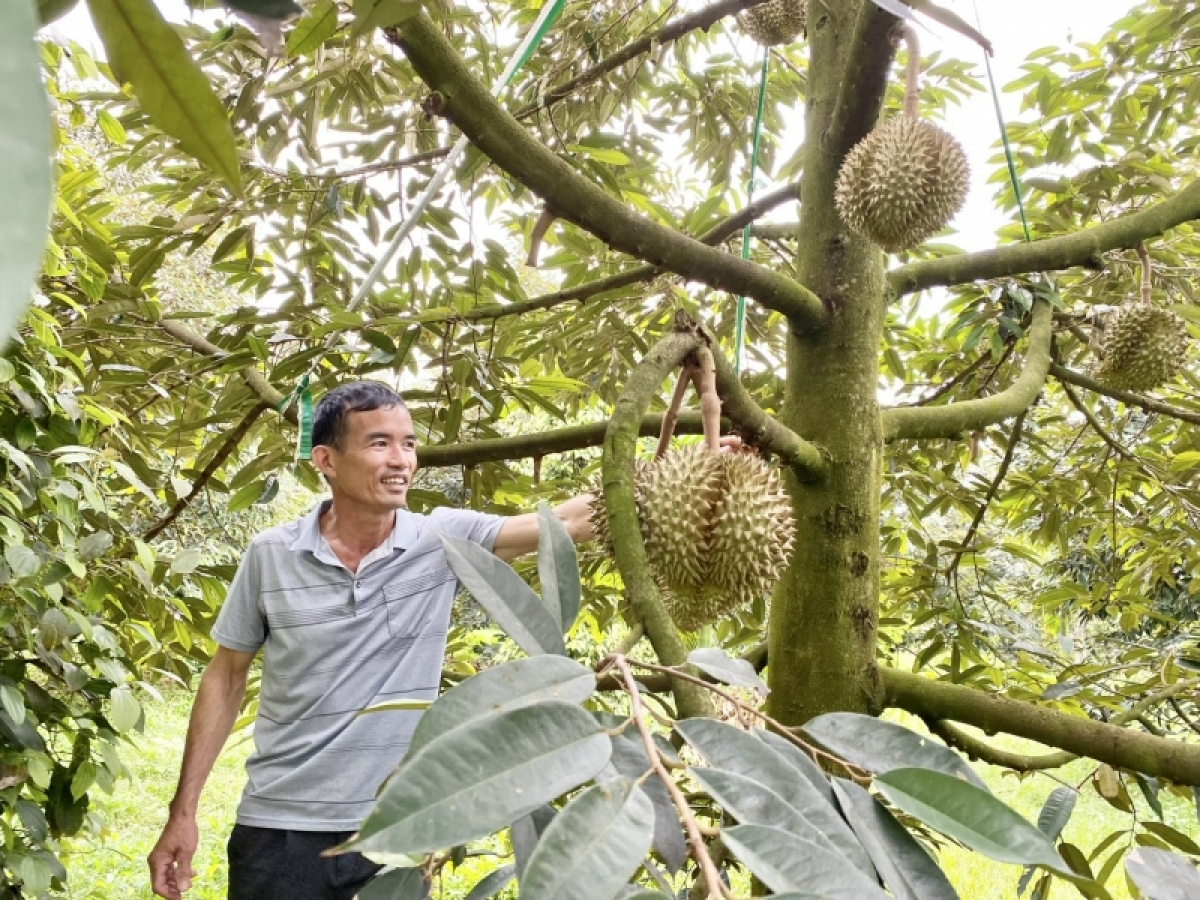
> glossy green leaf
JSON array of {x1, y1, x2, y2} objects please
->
[
  {"x1": 0, "y1": 0, "x2": 49, "y2": 344},
  {"x1": 407, "y1": 655, "x2": 595, "y2": 755},
  {"x1": 607, "y1": 734, "x2": 686, "y2": 873},
  {"x1": 440, "y1": 534, "x2": 565, "y2": 656},
  {"x1": 687, "y1": 648, "x2": 769, "y2": 696},
  {"x1": 5, "y1": 545, "x2": 40, "y2": 579},
  {"x1": 804, "y1": 713, "x2": 988, "y2": 790},
  {"x1": 358, "y1": 867, "x2": 429, "y2": 899},
  {"x1": 286, "y1": 0, "x2": 338, "y2": 56},
  {"x1": 536, "y1": 502, "x2": 580, "y2": 634},
  {"x1": 108, "y1": 687, "x2": 141, "y2": 733},
  {"x1": 0, "y1": 685, "x2": 24, "y2": 727},
  {"x1": 722, "y1": 824, "x2": 891, "y2": 899},
  {"x1": 520, "y1": 777, "x2": 655, "y2": 900},
  {"x1": 676, "y1": 718, "x2": 872, "y2": 875},
  {"x1": 1126, "y1": 847, "x2": 1200, "y2": 900},
  {"x1": 754, "y1": 729, "x2": 833, "y2": 804},
  {"x1": 85, "y1": 0, "x2": 243, "y2": 193},
  {"x1": 831, "y1": 778, "x2": 960, "y2": 900},
  {"x1": 1036, "y1": 787, "x2": 1077, "y2": 842},
  {"x1": 874, "y1": 769, "x2": 1072, "y2": 876},
  {"x1": 351, "y1": 701, "x2": 609, "y2": 855},
  {"x1": 463, "y1": 864, "x2": 515, "y2": 900},
  {"x1": 511, "y1": 805, "x2": 557, "y2": 877},
  {"x1": 351, "y1": 0, "x2": 422, "y2": 36},
  {"x1": 690, "y1": 767, "x2": 864, "y2": 870}
]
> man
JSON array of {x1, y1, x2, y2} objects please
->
[{"x1": 147, "y1": 381, "x2": 594, "y2": 899}]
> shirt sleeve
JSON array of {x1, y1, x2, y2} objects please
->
[
  {"x1": 429, "y1": 507, "x2": 507, "y2": 552},
  {"x1": 211, "y1": 541, "x2": 267, "y2": 653}
]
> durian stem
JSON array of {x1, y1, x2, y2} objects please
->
[
  {"x1": 1138, "y1": 243, "x2": 1153, "y2": 304},
  {"x1": 694, "y1": 348, "x2": 723, "y2": 453},
  {"x1": 902, "y1": 25, "x2": 921, "y2": 120},
  {"x1": 658, "y1": 365, "x2": 696, "y2": 460}
]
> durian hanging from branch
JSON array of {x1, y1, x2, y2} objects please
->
[
  {"x1": 1093, "y1": 245, "x2": 1190, "y2": 393},
  {"x1": 739, "y1": 0, "x2": 806, "y2": 47},
  {"x1": 834, "y1": 25, "x2": 970, "y2": 253},
  {"x1": 591, "y1": 347, "x2": 795, "y2": 632}
]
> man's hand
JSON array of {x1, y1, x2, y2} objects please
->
[{"x1": 148, "y1": 812, "x2": 198, "y2": 899}]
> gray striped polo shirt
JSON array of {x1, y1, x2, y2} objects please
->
[{"x1": 211, "y1": 500, "x2": 505, "y2": 831}]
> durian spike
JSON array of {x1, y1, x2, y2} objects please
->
[
  {"x1": 903, "y1": 25, "x2": 921, "y2": 119},
  {"x1": 1138, "y1": 243, "x2": 1153, "y2": 305},
  {"x1": 693, "y1": 347, "x2": 722, "y2": 453},
  {"x1": 657, "y1": 364, "x2": 695, "y2": 460}
]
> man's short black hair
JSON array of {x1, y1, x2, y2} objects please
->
[{"x1": 312, "y1": 381, "x2": 407, "y2": 451}]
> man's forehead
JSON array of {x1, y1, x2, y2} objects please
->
[{"x1": 345, "y1": 405, "x2": 414, "y2": 434}]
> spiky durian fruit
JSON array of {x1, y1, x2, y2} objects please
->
[
  {"x1": 739, "y1": 0, "x2": 806, "y2": 46},
  {"x1": 834, "y1": 115, "x2": 970, "y2": 253},
  {"x1": 1094, "y1": 303, "x2": 1189, "y2": 392},
  {"x1": 592, "y1": 446, "x2": 795, "y2": 631}
]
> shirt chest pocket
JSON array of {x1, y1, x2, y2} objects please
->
[{"x1": 382, "y1": 574, "x2": 454, "y2": 638}]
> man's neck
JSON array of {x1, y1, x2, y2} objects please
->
[{"x1": 318, "y1": 501, "x2": 397, "y2": 570}]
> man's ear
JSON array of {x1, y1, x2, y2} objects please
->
[{"x1": 311, "y1": 445, "x2": 335, "y2": 480}]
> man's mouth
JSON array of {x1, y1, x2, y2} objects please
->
[{"x1": 381, "y1": 476, "x2": 408, "y2": 486}]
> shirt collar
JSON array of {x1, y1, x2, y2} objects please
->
[{"x1": 289, "y1": 500, "x2": 419, "y2": 558}]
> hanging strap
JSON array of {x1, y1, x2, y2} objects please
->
[{"x1": 734, "y1": 48, "x2": 770, "y2": 375}]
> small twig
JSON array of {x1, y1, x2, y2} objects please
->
[
  {"x1": 658, "y1": 366, "x2": 695, "y2": 460},
  {"x1": 902, "y1": 25, "x2": 921, "y2": 119},
  {"x1": 1138, "y1": 243, "x2": 1153, "y2": 304},
  {"x1": 693, "y1": 348, "x2": 722, "y2": 453},
  {"x1": 614, "y1": 655, "x2": 725, "y2": 900},
  {"x1": 614, "y1": 624, "x2": 646, "y2": 656}
]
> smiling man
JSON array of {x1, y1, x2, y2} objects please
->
[{"x1": 147, "y1": 382, "x2": 593, "y2": 900}]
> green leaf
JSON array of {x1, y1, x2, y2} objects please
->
[
  {"x1": 519, "y1": 778, "x2": 655, "y2": 900},
  {"x1": 754, "y1": 729, "x2": 833, "y2": 803},
  {"x1": 463, "y1": 865, "x2": 515, "y2": 900},
  {"x1": 567, "y1": 145, "x2": 631, "y2": 165},
  {"x1": 687, "y1": 648, "x2": 769, "y2": 696},
  {"x1": 804, "y1": 713, "x2": 988, "y2": 790},
  {"x1": 1125, "y1": 847, "x2": 1200, "y2": 900},
  {"x1": 286, "y1": 0, "x2": 338, "y2": 56},
  {"x1": 831, "y1": 778, "x2": 960, "y2": 900},
  {"x1": 0, "y1": 684, "x2": 24, "y2": 726},
  {"x1": 5, "y1": 545, "x2": 40, "y2": 579},
  {"x1": 228, "y1": 479, "x2": 265, "y2": 513},
  {"x1": 358, "y1": 867, "x2": 429, "y2": 899},
  {"x1": 1134, "y1": 773, "x2": 1164, "y2": 822},
  {"x1": 722, "y1": 824, "x2": 891, "y2": 899},
  {"x1": 536, "y1": 502, "x2": 580, "y2": 634},
  {"x1": 1036, "y1": 787, "x2": 1077, "y2": 842},
  {"x1": 512, "y1": 806, "x2": 557, "y2": 877},
  {"x1": 225, "y1": 0, "x2": 301, "y2": 17},
  {"x1": 608, "y1": 735, "x2": 686, "y2": 874},
  {"x1": 351, "y1": 701, "x2": 610, "y2": 855},
  {"x1": 874, "y1": 769, "x2": 1072, "y2": 876},
  {"x1": 407, "y1": 655, "x2": 595, "y2": 755},
  {"x1": 170, "y1": 548, "x2": 203, "y2": 575},
  {"x1": 78, "y1": 530, "x2": 113, "y2": 561},
  {"x1": 440, "y1": 534, "x2": 565, "y2": 656},
  {"x1": 675, "y1": 718, "x2": 872, "y2": 875},
  {"x1": 37, "y1": 0, "x2": 81, "y2": 25},
  {"x1": 108, "y1": 686, "x2": 141, "y2": 733},
  {"x1": 85, "y1": 0, "x2": 243, "y2": 193},
  {"x1": 1, "y1": 0, "x2": 52, "y2": 341},
  {"x1": 351, "y1": 0, "x2": 422, "y2": 36}
]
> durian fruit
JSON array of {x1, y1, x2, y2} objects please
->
[
  {"x1": 834, "y1": 115, "x2": 969, "y2": 253},
  {"x1": 1094, "y1": 302, "x2": 1189, "y2": 392},
  {"x1": 739, "y1": 0, "x2": 806, "y2": 47},
  {"x1": 592, "y1": 445, "x2": 795, "y2": 631},
  {"x1": 833, "y1": 24, "x2": 969, "y2": 253}
]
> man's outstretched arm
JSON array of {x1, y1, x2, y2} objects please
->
[
  {"x1": 148, "y1": 646, "x2": 255, "y2": 899},
  {"x1": 492, "y1": 494, "x2": 595, "y2": 561}
]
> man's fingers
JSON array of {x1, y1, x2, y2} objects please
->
[
  {"x1": 718, "y1": 435, "x2": 745, "y2": 453},
  {"x1": 175, "y1": 851, "x2": 195, "y2": 892},
  {"x1": 148, "y1": 853, "x2": 182, "y2": 900}
]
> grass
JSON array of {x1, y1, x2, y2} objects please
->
[{"x1": 60, "y1": 693, "x2": 1199, "y2": 899}]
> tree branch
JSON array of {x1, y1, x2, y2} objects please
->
[
  {"x1": 391, "y1": 14, "x2": 828, "y2": 330},
  {"x1": 708, "y1": 343, "x2": 826, "y2": 479},
  {"x1": 1051, "y1": 364, "x2": 1200, "y2": 427},
  {"x1": 603, "y1": 326, "x2": 715, "y2": 719},
  {"x1": 889, "y1": 179, "x2": 1200, "y2": 296},
  {"x1": 514, "y1": 0, "x2": 770, "y2": 121},
  {"x1": 882, "y1": 299, "x2": 1052, "y2": 441},
  {"x1": 365, "y1": 183, "x2": 801, "y2": 330},
  {"x1": 927, "y1": 721, "x2": 1075, "y2": 772},
  {"x1": 825, "y1": 1, "x2": 900, "y2": 162},
  {"x1": 143, "y1": 403, "x2": 270, "y2": 541},
  {"x1": 750, "y1": 221, "x2": 799, "y2": 241},
  {"x1": 883, "y1": 668, "x2": 1200, "y2": 785}
]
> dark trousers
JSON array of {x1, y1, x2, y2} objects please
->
[{"x1": 227, "y1": 823, "x2": 382, "y2": 900}]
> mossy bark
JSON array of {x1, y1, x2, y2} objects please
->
[{"x1": 768, "y1": 0, "x2": 895, "y2": 724}]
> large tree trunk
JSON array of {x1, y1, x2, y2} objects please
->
[{"x1": 769, "y1": 1, "x2": 892, "y2": 723}]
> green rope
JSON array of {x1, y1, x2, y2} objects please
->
[
  {"x1": 977, "y1": 6, "x2": 1032, "y2": 244},
  {"x1": 735, "y1": 48, "x2": 770, "y2": 375}
]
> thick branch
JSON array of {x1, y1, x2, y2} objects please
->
[
  {"x1": 883, "y1": 668, "x2": 1200, "y2": 785},
  {"x1": 514, "y1": 0, "x2": 770, "y2": 121},
  {"x1": 366, "y1": 184, "x2": 801, "y2": 330},
  {"x1": 708, "y1": 344, "x2": 826, "y2": 479},
  {"x1": 825, "y1": 1, "x2": 900, "y2": 161},
  {"x1": 603, "y1": 328, "x2": 714, "y2": 719},
  {"x1": 889, "y1": 179, "x2": 1200, "y2": 296},
  {"x1": 883, "y1": 299, "x2": 1051, "y2": 441},
  {"x1": 928, "y1": 721, "x2": 1074, "y2": 772},
  {"x1": 143, "y1": 403, "x2": 269, "y2": 541},
  {"x1": 417, "y1": 412, "x2": 711, "y2": 468},
  {"x1": 392, "y1": 14, "x2": 827, "y2": 330},
  {"x1": 750, "y1": 221, "x2": 799, "y2": 241},
  {"x1": 1051, "y1": 365, "x2": 1200, "y2": 427},
  {"x1": 157, "y1": 319, "x2": 296, "y2": 425}
]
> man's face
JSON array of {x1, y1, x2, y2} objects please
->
[{"x1": 314, "y1": 405, "x2": 418, "y2": 513}]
